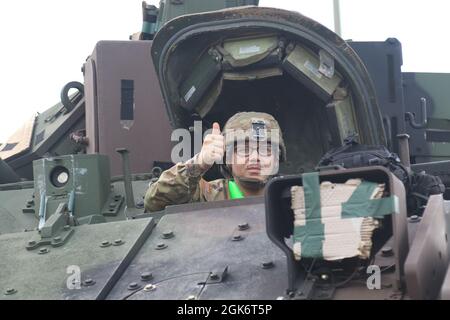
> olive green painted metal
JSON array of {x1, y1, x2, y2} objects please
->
[
  {"x1": 157, "y1": 0, "x2": 259, "y2": 27},
  {"x1": 0, "y1": 218, "x2": 154, "y2": 300},
  {"x1": 0, "y1": 187, "x2": 36, "y2": 235},
  {"x1": 404, "y1": 72, "x2": 450, "y2": 162},
  {"x1": 33, "y1": 154, "x2": 113, "y2": 224},
  {"x1": 0, "y1": 158, "x2": 20, "y2": 184},
  {"x1": 1, "y1": 1, "x2": 450, "y2": 301},
  {"x1": 1, "y1": 96, "x2": 85, "y2": 180}
]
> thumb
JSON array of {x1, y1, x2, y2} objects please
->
[{"x1": 212, "y1": 122, "x2": 221, "y2": 135}]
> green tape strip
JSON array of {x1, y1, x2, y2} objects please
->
[
  {"x1": 293, "y1": 176, "x2": 397, "y2": 259},
  {"x1": 142, "y1": 21, "x2": 157, "y2": 34},
  {"x1": 342, "y1": 181, "x2": 399, "y2": 218},
  {"x1": 228, "y1": 181, "x2": 245, "y2": 199},
  {"x1": 293, "y1": 172, "x2": 324, "y2": 258}
]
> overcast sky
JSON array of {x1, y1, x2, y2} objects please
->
[{"x1": 1, "y1": 0, "x2": 449, "y2": 142}]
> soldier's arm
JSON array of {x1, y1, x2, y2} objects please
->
[
  {"x1": 144, "y1": 122, "x2": 224, "y2": 212},
  {"x1": 144, "y1": 154, "x2": 209, "y2": 212}
]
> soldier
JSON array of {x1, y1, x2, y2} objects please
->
[{"x1": 144, "y1": 112, "x2": 286, "y2": 212}]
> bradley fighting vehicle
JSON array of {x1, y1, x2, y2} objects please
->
[{"x1": 1, "y1": 0, "x2": 450, "y2": 300}]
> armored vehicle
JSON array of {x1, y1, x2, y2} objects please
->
[{"x1": 1, "y1": 0, "x2": 450, "y2": 300}]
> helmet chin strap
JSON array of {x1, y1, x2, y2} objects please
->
[{"x1": 234, "y1": 175, "x2": 269, "y2": 191}]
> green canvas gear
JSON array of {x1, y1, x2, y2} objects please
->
[{"x1": 229, "y1": 180, "x2": 245, "y2": 199}]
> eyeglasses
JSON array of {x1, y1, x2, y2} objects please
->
[{"x1": 234, "y1": 142, "x2": 274, "y2": 157}]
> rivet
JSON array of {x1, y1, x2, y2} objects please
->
[
  {"x1": 83, "y1": 278, "x2": 95, "y2": 286},
  {"x1": 4, "y1": 288, "x2": 17, "y2": 295},
  {"x1": 100, "y1": 241, "x2": 111, "y2": 248},
  {"x1": 262, "y1": 261, "x2": 274, "y2": 269},
  {"x1": 38, "y1": 248, "x2": 49, "y2": 255},
  {"x1": 162, "y1": 231, "x2": 174, "y2": 239},
  {"x1": 127, "y1": 282, "x2": 141, "y2": 290},
  {"x1": 113, "y1": 239, "x2": 124, "y2": 246},
  {"x1": 238, "y1": 223, "x2": 250, "y2": 231},
  {"x1": 381, "y1": 247, "x2": 394, "y2": 257},
  {"x1": 144, "y1": 284, "x2": 157, "y2": 292},
  {"x1": 155, "y1": 243, "x2": 168, "y2": 250},
  {"x1": 232, "y1": 235, "x2": 244, "y2": 242},
  {"x1": 141, "y1": 272, "x2": 153, "y2": 281}
]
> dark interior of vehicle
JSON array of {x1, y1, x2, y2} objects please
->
[
  {"x1": 161, "y1": 30, "x2": 362, "y2": 180},
  {"x1": 203, "y1": 74, "x2": 337, "y2": 176}
]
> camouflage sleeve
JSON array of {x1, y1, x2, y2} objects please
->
[{"x1": 144, "y1": 154, "x2": 209, "y2": 212}]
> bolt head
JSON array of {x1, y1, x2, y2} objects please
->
[
  {"x1": 127, "y1": 282, "x2": 140, "y2": 290},
  {"x1": 238, "y1": 223, "x2": 250, "y2": 231},
  {"x1": 63, "y1": 225, "x2": 71, "y2": 231},
  {"x1": 113, "y1": 239, "x2": 124, "y2": 246},
  {"x1": 100, "y1": 241, "x2": 111, "y2": 248},
  {"x1": 155, "y1": 243, "x2": 168, "y2": 250},
  {"x1": 83, "y1": 278, "x2": 96, "y2": 286},
  {"x1": 141, "y1": 272, "x2": 153, "y2": 281},
  {"x1": 38, "y1": 248, "x2": 49, "y2": 254},
  {"x1": 381, "y1": 246, "x2": 394, "y2": 257},
  {"x1": 53, "y1": 236, "x2": 61, "y2": 242},
  {"x1": 144, "y1": 284, "x2": 157, "y2": 292},
  {"x1": 262, "y1": 261, "x2": 275, "y2": 269},
  {"x1": 4, "y1": 288, "x2": 17, "y2": 295},
  {"x1": 27, "y1": 240, "x2": 36, "y2": 246},
  {"x1": 162, "y1": 231, "x2": 174, "y2": 239},
  {"x1": 232, "y1": 235, "x2": 244, "y2": 241}
]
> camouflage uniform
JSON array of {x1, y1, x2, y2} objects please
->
[
  {"x1": 144, "y1": 112, "x2": 285, "y2": 212},
  {"x1": 144, "y1": 153, "x2": 229, "y2": 212}
]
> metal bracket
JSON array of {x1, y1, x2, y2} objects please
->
[
  {"x1": 26, "y1": 203, "x2": 74, "y2": 251},
  {"x1": 405, "y1": 97, "x2": 428, "y2": 129},
  {"x1": 22, "y1": 198, "x2": 35, "y2": 214},
  {"x1": 201, "y1": 266, "x2": 229, "y2": 285},
  {"x1": 102, "y1": 194, "x2": 124, "y2": 216},
  {"x1": 294, "y1": 276, "x2": 335, "y2": 300}
]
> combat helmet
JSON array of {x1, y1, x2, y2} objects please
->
[{"x1": 220, "y1": 112, "x2": 286, "y2": 186}]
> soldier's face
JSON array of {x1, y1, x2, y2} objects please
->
[{"x1": 230, "y1": 140, "x2": 278, "y2": 182}]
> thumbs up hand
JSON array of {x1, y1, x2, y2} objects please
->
[{"x1": 198, "y1": 122, "x2": 225, "y2": 169}]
